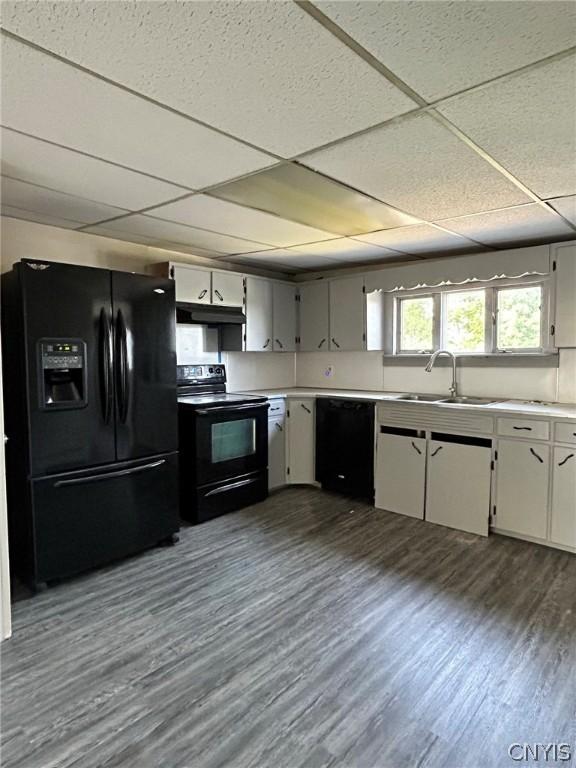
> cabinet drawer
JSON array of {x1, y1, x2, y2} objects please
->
[
  {"x1": 497, "y1": 418, "x2": 549, "y2": 441},
  {"x1": 268, "y1": 398, "x2": 286, "y2": 417},
  {"x1": 555, "y1": 422, "x2": 576, "y2": 445}
]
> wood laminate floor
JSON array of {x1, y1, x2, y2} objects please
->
[{"x1": 1, "y1": 487, "x2": 575, "y2": 768}]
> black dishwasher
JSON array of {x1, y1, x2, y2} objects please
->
[{"x1": 316, "y1": 398, "x2": 375, "y2": 499}]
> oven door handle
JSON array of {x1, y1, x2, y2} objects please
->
[
  {"x1": 195, "y1": 403, "x2": 269, "y2": 415},
  {"x1": 205, "y1": 477, "x2": 259, "y2": 497}
]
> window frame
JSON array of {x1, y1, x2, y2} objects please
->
[{"x1": 393, "y1": 276, "x2": 551, "y2": 356}]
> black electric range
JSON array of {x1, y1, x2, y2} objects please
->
[{"x1": 177, "y1": 364, "x2": 269, "y2": 523}]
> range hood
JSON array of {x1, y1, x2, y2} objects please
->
[{"x1": 176, "y1": 302, "x2": 246, "y2": 325}]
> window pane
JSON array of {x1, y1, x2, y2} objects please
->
[
  {"x1": 497, "y1": 286, "x2": 542, "y2": 349},
  {"x1": 445, "y1": 290, "x2": 485, "y2": 353},
  {"x1": 400, "y1": 297, "x2": 434, "y2": 351}
]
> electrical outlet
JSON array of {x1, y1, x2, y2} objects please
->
[{"x1": 324, "y1": 365, "x2": 334, "y2": 378}]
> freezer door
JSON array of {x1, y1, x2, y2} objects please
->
[
  {"x1": 20, "y1": 260, "x2": 116, "y2": 474},
  {"x1": 30, "y1": 453, "x2": 179, "y2": 584},
  {"x1": 112, "y1": 272, "x2": 177, "y2": 461}
]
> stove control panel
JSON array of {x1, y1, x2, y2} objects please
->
[{"x1": 177, "y1": 364, "x2": 226, "y2": 385}]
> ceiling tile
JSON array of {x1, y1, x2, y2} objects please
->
[
  {"x1": 438, "y1": 204, "x2": 576, "y2": 246},
  {"x1": 1, "y1": 205, "x2": 82, "y2": 230},
  {"x1": 81, "y1": 225, "x2": 222, "y2": 260},
  {"x1": 210, "y1": 164, "x2": 420, "y2": 236},
  {"x1": 229, "y1": 250, "x2": 342, "y2": 271},
  {"x1": 355, "y1": 224, "x2": 482, "y2": 255},
  {"x1": 1, "y1": 36, "x2": 275, "y2": 188},
  {"x1": 1, "y1": 129, "x2": 183, "y2": 211},
  {"x1": 146, "y1": 194, "x2": 337, "y2": 247},
  {"x1": 549, "y1": 195, "x2": 576, "y2": 225},
  {"x1": 438, "y1": 55, "x2": 576, "y2": 200},
  {"x1": 289, "y1": 238, "x2": 402, "y2": 262},
  {"x1": 316, "y1": 1, "x2": 576, "y2": 101},
  {"x1": 1, "y1": 177, "x2": 128, "y2": 225},
  {"x1": 85, "y1": 215, "x2": 272, "y2": 255},
  {"x1": 1, "y1": 2, "x2": 416, "y2": 156},
  {"x1": 304, "y1": 114, "x2": 530, "y2": 220}
]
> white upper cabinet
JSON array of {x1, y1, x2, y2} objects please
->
[
  {"x1": 272, "y1": 282, "x2": 297, "y2": 352},
  {"x1": 554, "y1": 244, "x2": 576, "y2": 347},
  {"x1": 299, "y1": 281, "x2": 330, "y2": 352},
  {"x1": 329, "y1": 276, "x2": 365, "y2": 351},
  {"x1": 212, "y1": 271, "x2": 244, "y2": 307},
  {"x1": 245, "y1": 276, "x2": 273, "y2": 351},
  {"x1": 171, "y1": 264, "x2": 212, "y2": 304}
]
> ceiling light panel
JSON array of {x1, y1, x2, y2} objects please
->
[
  {"x1": 315, "y1": 1, "x2": 576, "y2": 102},
  {"x1": 1, "y1": 2, "x2": 416, "y2": 156},
  {"x1": 438, "y1": 55, "x2": 576, "y2": 200},
  {"x1": 1, "y1": 177, "x2": 128, "y2": 225},
  {"x1": 85, "y1": 214, "x2": 272, "y2": 255},
  {"x1": 1, "y1": 129, "x2": 184, "y2": 211},
  {"x1": 209, "y1": 164, "x2": 420, "y2": 236},
  {"x1": 145, "y1": 194, "x2": 337, "y2": 247},
  {"x1": 438, "y1": 204, "x2": 575, "y2": 247},
  {"x1": 304, "y1": 113, "x2": 530, "y2": 221},
  {"x1": 289, "y1": 237, "x2": 402, "y2": 262},
  {"x1": 1, "y1": 37, "x2": 276, "y2": 189},
  {"x1": 549, "y1": 195, "x2": 576, "y2": 225},
  {"x1": 1, "y1": 205, "x2": 83, "y2": 230},
  {"x1": 355, "y1": 223, "x2": 483, "y2": 254}
]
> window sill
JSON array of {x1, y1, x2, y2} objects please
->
[{"x1": 383, "y1": 352, "x2": 559, "y2": 368}]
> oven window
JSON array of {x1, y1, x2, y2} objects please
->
[{"x1": 211, "y1": 418, "x2": 256, "y2": 463}]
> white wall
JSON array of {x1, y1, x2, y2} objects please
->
[{"x1": 223, "y1": 352, "x2": 296, "y2": 392}]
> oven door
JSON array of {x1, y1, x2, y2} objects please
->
[{"x1": 195, "y1": 402, "x2": 268, "y2": 486}]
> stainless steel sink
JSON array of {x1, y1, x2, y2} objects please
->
[
  {"x1": 438, "y1": 396, "x2": 500, "y2": 405},
  {"x1": 394, "y1": 394, "x2": 443, "y2": 402}
]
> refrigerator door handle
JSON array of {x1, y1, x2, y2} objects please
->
[
  {"x1": 115, "y1": 309, "x2": 129, "y2": 424},
  {"x1": 99, "y1": 308, "x2": 114, "y2": 424},
  {"x1": 54, "y1": 459, "x2": 166, "y2": 487}
]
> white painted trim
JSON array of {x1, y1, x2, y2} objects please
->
[{"x1": 0, "y1": 335, "x2": 12, "y2": 641}]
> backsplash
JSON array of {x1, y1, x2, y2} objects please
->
[{"x1": 223, "y1": 352, "x2": 296, "y2": 392}]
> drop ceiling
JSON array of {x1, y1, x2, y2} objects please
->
[{"x1": 1, "y1": 0, "x2": 575, "y2": 274}]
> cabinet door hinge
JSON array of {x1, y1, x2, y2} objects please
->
[
  {"x1": 493, "y1": 505, "x2": 497, "y2": 517},
  {"x1": 243, "y1": 333, "x2": 246, "y2": 342},
  {"x1": 490, "y1": 460, "x2": 494, "y2": 471},
  {"x1": 362, "y1": 285, "x2": 366, "y2": 293},
  {"x1": 287, "y1": 467, "x2": 290, "y2": 475},
  {"x1": 553, "y1": 260, "x2": 557, "y2": 271},
  {"x1": 287, "y1": 409, "x2": 290, "y2": 418},
  {"x1": 551, "y1": 324, "x2": 555, "y2": 337},
  {"x1": 169, "y1": 266, "x2": 174, "y2": 279},
  {"x1": 362, "y1": 332, "x2": 366, "y2": 342},
  {"x1": 494, "y1": 450, "x2": 498, "y2": 461}
]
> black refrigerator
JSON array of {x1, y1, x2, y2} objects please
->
[{"x1": 2, "y1": 259, "x2": 179, "y2": 590}]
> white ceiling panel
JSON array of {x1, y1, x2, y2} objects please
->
[
  {"x1": 304, "y1": 114, "x2": 530, "y2": 220},
  {"x1": 316, "y1": 1, "x2": 576, "y2": 102},
  {"x1": 289, "y1": 238, "x2": 402, "y2": 262},
  {"x1": 81, "y1": 225, "x2": 222, "y2": 260},
  {"x1": 1, "y1": 205, "x2": 82, "y2": 230},
  {"x1": 1, "y1": 36, "x2": 275, "y2": 188},
  {"x1": 438, "y1": 204, "x2": 576, "y2": 247},
  {"x1": 1, "y1": 177, "x2": 128, "y2": 225},
  {"x1": 1, "y1": 129, "x2": 184, "y2": 211},
  {"x1": 229, "y1": 250, "x2": 342, "y2": 271},
  {"x1": 438, "y1": 55, "x2": 576, "y2": 200},
  {"x1": 549, "y1": 196, "x2": 576, "y2": 226},
  {"x1": 86, "y1": 215, "x2": 272, "y2": 255},
  {"x1": 0, "y1": 1, "x2": 416, "y2": 157},
  {"x1": 146, "y1": 195, "x2": 337, "y2": 247},
  {"x1": 355, "y1": 224, "x2": 482, "y2": 255}
]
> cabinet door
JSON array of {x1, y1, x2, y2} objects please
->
[
  {"x1": 496, "y1": 439, "x2": 549, "y2": 539},
  {"x1": 329, "y1": 276, "x2": 365, "y2": 351},
  {"x1": 245, "y1": 277, "x2": 273, "y2": 352},
  {"x1": 212, "y1": 271, "x2": 244, "y2": 307},
  {"x1": 426, "y1": 439, "x2": 491, "y2": 536},
  {"x1": 268, "y1": 416, "x2": 286, "y2": 490},
  {"x1": 299, "y1": 282, "x2": 329, "y2": 352},
  {"x1": 375, "y1": 432, "x2": 426, "y2": 519},
  {"x1": 287, "y1": 399, "x2": 315, "y2": 484},
  {"x1": 273, "y1": 283, "x2": 297, "y2": 352},
  {"x1": 551, "y1": 447, "x2": 576, "y2": 548},
  {"x1": 554, "y1": 245, "x2": 576, "y2": 347},
  {"x1": 171, "y1": 264, "x2": 211, "y2": 304}
]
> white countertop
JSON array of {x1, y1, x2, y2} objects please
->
[{"x1": 237, "y1": 387, "x2": 576, "y2": 420}]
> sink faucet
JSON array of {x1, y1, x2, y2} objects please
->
[{"x1": 425, "y1": 350, "x2": 458, "y2": 397}]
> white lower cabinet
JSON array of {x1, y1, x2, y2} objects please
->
[
  {"x1": 426, "y1": 437, "x2": 491, "y2": 537},
  {"x1": 375, "y1": 430, "x2": 426, "y2": 519},
  {"x1": 268, "y1": 400, "x2": 286, "y2": 490},
  {"x1": 495, "y1": 439, "x2": 549, "y2": 540},
  {"x1": 287, "y1": 399, "x2": 315, "y2": 484},
  {"x1": 551, "y1": 447, "x2": 576, "y2": 548}
]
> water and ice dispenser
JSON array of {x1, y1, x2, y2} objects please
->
[{"x1": 38, "y1": 339, "x2": 87, "y2": 409}]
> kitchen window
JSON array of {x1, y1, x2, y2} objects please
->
[{"x1": 394, "y1": 279, "x2": 549, "y2": 355}]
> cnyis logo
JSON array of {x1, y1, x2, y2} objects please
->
[
  {"x1": 508, "y1": 743, "x2": 572, "y2": 762},
  {"x1": 26, "y1": 263, "x2": 50, "y2": 270}
]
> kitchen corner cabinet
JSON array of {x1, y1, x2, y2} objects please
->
[
  {"x1": 551, "y1": 447, "x2": 576, "y2": 548},
  {"x1": 268, "y1": 399, "x2": 287, "y2": 490},
  {"x1": 375, "y1": 430, "x2": 426, "y2": 519},
  {"x1": 212, "y1": 271, "x2": 244, "y2": 307},
  {"x1": 245, "y1": 276, "x2": 273, "y2": 351},
  {"x1": 329, "y1": 276, "x2": 365, "y2": 351},
  {"x1": 171, "y1": 264, "x2": 212, "y2": 304},
  {"x1": 299, "y1": 281, "x2": 330, "y2": 351},
  {"x1": 272, "y1": 282, "x2": 297, "y2": 352},
  {"x1": 495, "y1": 439, "x2": 550, "y2": 540},
  {"x1": 554, "y1": 245, "x2": 576, "y2": 347},
  {"x1": 287, "y1": 399, "x2": 315, "y2": 484}
]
